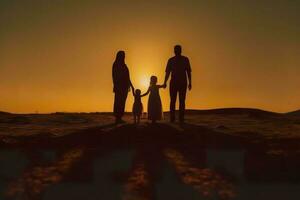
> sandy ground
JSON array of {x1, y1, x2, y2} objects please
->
[
  {"x1": 0, "y1": 109, "x2": 300, "y2": 200},
  {"x1": 1, "y1": 109, "x2": 300, "y2": 139},
  {"x1": 0, "y1": 112, "x2": 115, "y2": 137}
]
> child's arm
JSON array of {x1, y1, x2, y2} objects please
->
[
  {"x1": 157, "y1": 84, "x2": 165, "y2": 89},
  {"x1": 141, "y1": 87, "x2": 150, "y2": 97}
]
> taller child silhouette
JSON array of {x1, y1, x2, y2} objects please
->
[{"x1": 163, "y1": 45, "x2": 192, "y2": 123}]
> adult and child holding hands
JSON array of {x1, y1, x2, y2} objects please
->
[{"x1": 112, "y1": 45, "x2": 192, "y2": 124}]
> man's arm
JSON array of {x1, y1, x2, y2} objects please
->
[
  {"x1": 186, "y1": 58, "x2": 192, "y2": 90},
  {"x1": 112, "y1": 65, "x2": 117, "y2": 92},
  {"x1": 163, "y1": 59, "x2": 171, "y2": 88},
  {"x1": 187, "y1": 71, "x2": 192, "y2": 90},
  {"x1": 163, "y1": 71, "x2": 170, "y2": 88}
]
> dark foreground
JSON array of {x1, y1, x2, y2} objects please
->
[{"x1": 1, "y1": 120, "x2": 300, "y2": 199}]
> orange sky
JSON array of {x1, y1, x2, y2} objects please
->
[{"x1": 0, "y1": 1, "x2": 299, "y2": 113}]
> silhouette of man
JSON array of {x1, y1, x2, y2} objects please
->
[{"x1": 163, "y1": 45, "x2": 192, "y2": 123}]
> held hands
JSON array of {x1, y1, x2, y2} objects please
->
[
  {"x1": 162, "y1": 83, "x2": 167, "y2": 89},
  {"x1": 188, "y1": 83, "x2": 192, "y2": 91}
]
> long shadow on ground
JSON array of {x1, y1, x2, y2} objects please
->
[{"x1": 1, "y1": 123, "x2": 300, "y2": 200}]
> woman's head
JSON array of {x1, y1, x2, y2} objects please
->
[
  {"x1": 135, "y1": 89, "x2": 141, "y2": 95},
  {"x1": 150, "y1": 76, "x2": 158, "y2": 86},
  {"x1": 115, "y1": 50, "x2": 125, "y2": 64}
]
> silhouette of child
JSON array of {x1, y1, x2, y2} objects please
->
[
  {"x1": 132, "y1": 89, "x2": 144, "y2": 124},
  {"x1": 142, "y1": 76, "x2": 164, "y2": 123}
]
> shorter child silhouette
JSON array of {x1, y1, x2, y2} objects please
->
[
  {"x1": 132, "y1": 89, "x2": 144, "y2": 124},
  {"x1": 142, "y1": 76, "x2": 164, "y2": 123}
]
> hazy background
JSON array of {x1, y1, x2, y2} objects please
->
[{"x1": 0, "y1": 0, "x2": 299, "y2": 113}]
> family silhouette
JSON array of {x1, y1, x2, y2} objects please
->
[{"x1": 112, "y1": 45, "x2": 192, "y2": 124}]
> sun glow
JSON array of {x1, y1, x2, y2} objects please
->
[
  {"x1": 140, "y1": 76, "x2": 150, "y2": 91},
  {"x1": 132, "y1": 71, "x2": 152, "y2": 93}
]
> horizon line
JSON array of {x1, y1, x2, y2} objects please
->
[{"x1": 1, "y1": 107, "x2": 298, "y2": 115}]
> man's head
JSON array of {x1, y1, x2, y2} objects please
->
[{"x1": 174, "y1": 45, "x2": 182, "y2": 56}]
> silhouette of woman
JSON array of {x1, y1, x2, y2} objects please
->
[{"x1": 112, "y1": 51, "x2": 134, "y2": 124}]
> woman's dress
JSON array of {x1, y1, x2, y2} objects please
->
[{"x1": 112, "y1": 63, "x2": 130, "y2": 118}]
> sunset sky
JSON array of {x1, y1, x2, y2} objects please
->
[{"x1": 0, "y1": 0, "x2": 299, "y2": 113}]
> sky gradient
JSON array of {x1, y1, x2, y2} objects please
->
[{"x1": 0, "y1": 0, "x2": 299, "y2": 113}]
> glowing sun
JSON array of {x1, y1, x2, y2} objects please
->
[{"x1": 139, "y1": 76, "x2": 150, "y2": 90}]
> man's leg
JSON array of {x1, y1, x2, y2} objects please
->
[
  {"x1": 137, "y1": 115, "x2": 140, "y2": 124},
  {"x1": 169, "y1": 83, "x2": 177, "y2": 122},
  {"x1": 179, "y1": 85, "x2": 187, "y2": 123}
]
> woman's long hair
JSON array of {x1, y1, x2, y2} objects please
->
[{"x1": 114, "y1": 50, "x2": 125, "y2": 66}]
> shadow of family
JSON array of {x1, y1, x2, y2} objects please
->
[
  {"x1": 5, "y1": 122, "x2": 300, "y2": 200},
  {"x1": 113, "y1": 45, "x2": 192, "y2": 124}
]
